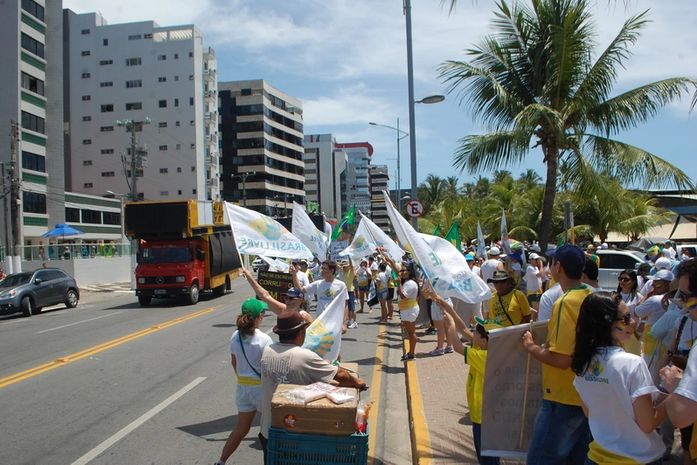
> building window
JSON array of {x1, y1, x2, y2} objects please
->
[
  {"x1": 126, "y1": 80, "x2": 142, "y2": 88},
  {"x1": 21, "y1": 33, "x2": 45, "y2": 58},
  {"x1": 241, "y1": 88, "x2": 252, "y2": 96},
  {"x1": 21, "y1": 72, "x2": 44, "y2": 95},
  {"x1": 189, "y1": 75, "x2": 194, "y2": 80},
  {"x1": 159, "y1": 168, "x2": 168, "y2": 173},
  {"x1": 101, "y1": 171, "x2": 115, "y2": 177},
  {"x1": 103, "y1": 212, "x2": 121, "y2": 225},
  {"x1": 174, "y1": 53, "x2": 179, "y2": 59},
  {"x1": 158, "y1": 100, "x2": 167, "y2": 108},
  {"x1": 83, "y1": 160, "x2": 93, "y2": 166},
  {"x1": 190, "y1": 143, "x2": 195, "y2": 149},
  {"x1": 177, "y1": 167, "x2": 182, "y2": 173},
  {"x1": 144, "y1": 33, "x2": 153, "y2": 39},
  {"x1": 82, "y1": 116, "x2": 91, "y2": 122},
  {"x1": 66, "y1": 207, "x2": 81, "y2": 222},
  {"x1": 101, "y1": 104, "x2": 114, "y2": 112},
  {"x1": 174, "y1": 76, "x2": 179, "y2": 81},
  {"x1": 178, "y1": 190, "x2": 182, "y2": 195},
  {"x1": 128, "y1": 34, "x2": 142, "y2": 40},
  {"x1": 125, "y1": 57, "x2": 141, "y2": 66},
  {"x1": 189, "y1": 97, "x2": 194, "y2": 106},
  {"x1": 82, "y1": 95, "x2": 91, "y2": 101},
  {"x1": 125, "y1": 102, "x2": 142, "y2": 111},
  {"x1": 22, "y1": 191, "x2": 46, "y2": 214},
  {"x1": 175, "y1": 121, "x2": 180, "y2": 126},
  {"x1": 174, "y1": 98, "x2": 179, "y2": 107},
  {"x1": 21, "y1": 111, "x2": 45, "y2": 134},
  {"x1": 176, "y1": 144, "x2": 181, "y2": 150},
  {"x1": 82, "y1": 183, "x2": 92, "y2": 189},
  {"x1": 80, "y1": 50, "x2": 91, "y2": 57},
  {"x1": 99, "y1": 59, "x2": 113, "y2": 65},
  {"x1": 158, "y1": 76, "x2": 166, "y2": 82},
  {"x1": 21, "y1": 151, "x2": 45, "y2": 172},
  {"x1": 81, "y1": 29, "x2": 90, "y2": 35},
  {"x1": 191, "y1": 166, "x2": 196, "y2": 172},
  {"x1": 100, "y1": 126, "x2": 114, "y2": 132},
  {"x1": 158, "y1": 122, "x2": 167, "y2": 128},
  {"x1": 190, "y1": 120, "x2": 195, "y2": 126},
  {"x1": 21, "y1": 0, "x2": 44, "y2": 21},
  {"x1": 99, "y1": 81, "x2": 113, "y2": 87},
  {"x1": 83, "y1": 139, "x2": 92, "y2": 145},
  {"x1": 101, "y1": 149, "x2": 114, "y2": 154},
  {"x1": 160, "y1": 191, "x2": 169, "y2": 196},
  {"x1": 81, "y1": 72, "x2": 91, "y2": 78},
  {"x1": 188, "y1": 51, "x2": 193, "y2": 57},
  {"x1": 103, "y1": 38, "x2": 109, "y2": 46},
  {"x1": 159, "y1": 145, "x2": 168, "y2": 151},
  {"x1": 82, "y1": 209, "x2": 102, "y2": 224},
  {"x1": 157, "y1": 54, "x2": 166, "y2": 61}
]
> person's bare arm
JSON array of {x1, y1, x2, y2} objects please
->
[
  {"x1": 289, "y1": 264, "x2": 308, "y2": 294},
  {"x1": 633, "y1": 394, "x2": 667, "y2": 433},
  {"x1": 521, "y1": 331, "x2": 572, "y2": 369},
  {"x1": 241, "y1": 267, "x2": 286, "y2": 314},
  {"x1": 660, "y1": 364, "x2": 697, "y2": 428}
]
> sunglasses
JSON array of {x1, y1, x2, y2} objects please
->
[{"x1": 618, "y1": 277, "x2": 632, "y2": 283}]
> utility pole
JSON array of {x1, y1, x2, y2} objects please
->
[
  {"x1": 117, "y1": 119, "x2": 150, "y2": 201},
  {"x1": 1, "y1": 163, "x2": 10, "y2": 263},
  {"x1": 9, "y1": 121, "x2": 21, "y2": 273}
]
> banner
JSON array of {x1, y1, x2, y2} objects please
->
[
  {"x1": 476, "y1": 222, "x2": 487, "y2": 259},
  {"x1": 302, "y1": 289, "x2": 348, "y2": 363},
  {"x1": 256, "y1": 270, "x2": 294, "y2": 301},
  {"x1": 340, "y1": 212, "x2": 404, "y2": 263},
  {"x1": 500, "y1": 209, "x2": 512, "y2": 256},
  {"x1": 328, "y1": 240, "x2": 349, "y2": 261},
  {"x1": 481, "y1": 321, "x2": 548, "y2": 459},
  {"x1": 291, "y1": 201, "x2": 328, "y2": 259},
  {"x1": 258, "y1": 255, "x2": 290, "y2": 273},
  {"x1": 382, "y1": 191, "x2": 490, "y2": 304},
  {"x1": 225, "y1": 202, "x2": 313, "y2": 260}
]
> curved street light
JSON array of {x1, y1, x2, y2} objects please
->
[{"x1": 369, "y1": 120, "x2": 409, "y2": 210}]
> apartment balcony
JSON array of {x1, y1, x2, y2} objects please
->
[{"x1": 204, "y1": 90, "x2": 217, "y2": 100}]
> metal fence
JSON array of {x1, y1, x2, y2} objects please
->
[{"x1": 21, "y1": 243, "x2": 131, "y2": 261}]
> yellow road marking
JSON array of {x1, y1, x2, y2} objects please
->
[
  {"x1": 367, "y1": 323, "x2": 386, "y2": 465},
  {"x1": 404, "y1": 337, "x2": 432, "y2": 465},
  {"x1": 0, "y1": 307, "x2": 215, "y2": 389}
]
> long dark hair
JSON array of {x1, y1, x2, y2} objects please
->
[
  {"x1": 236, "y1": 313, "x2": 258, "y2": 337},
  {"x1": 616, "y1": 269, "x2": 638, "y2": 297},
  {"x1": 400, "y1": 264, "x2": 420, "y2": 297},
  {"x1": 571, "y1": 293, "x2": 619, "y2": 376}
]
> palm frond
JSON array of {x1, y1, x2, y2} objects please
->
[{"x1": 453, "y1": 130, "x2": 532, "y2": 173}]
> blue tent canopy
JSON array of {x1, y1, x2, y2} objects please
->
[{"x1": 41, "y1": 223, "x2": 84, "y2": 238}]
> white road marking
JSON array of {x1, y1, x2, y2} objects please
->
[
  {"x1": 35, "y1": 312, "x2": 123, "y2": 334},
  {"x1": 70, "y1": 376, "x2": 207, "y2": 465}
]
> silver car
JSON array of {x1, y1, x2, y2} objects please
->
[
  {"x1": 0, "y1": 268, "x2": 80, "y2": 317},
  {"x1": 596, "y1": 249, "x2": 647, "y2": 290}
]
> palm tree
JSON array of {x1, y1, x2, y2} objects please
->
[
  {"x1": 439, "y1": 0, "x2": 695, "y2": 251},
  {"x1": 417, "y1": 174, "x2": 447, "y2": 207}
]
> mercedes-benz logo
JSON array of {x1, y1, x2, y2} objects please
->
[{"x1": 155, "y1": 276, "x2": 165, "y2": 284}]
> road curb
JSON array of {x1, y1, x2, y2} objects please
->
[{"x1": 402, "y1": 335, "x2": 432, "y2": 465}]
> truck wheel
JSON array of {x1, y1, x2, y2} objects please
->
[
  {"x1": 188, "y1": 283, "x2": 199, "y2": 305},
  {"x1": 213, "y1": 284, "x2": 225, "y2": 297},
  {"x1": 21, "y1": 296, "x2": 34, "y2": 317},
  {"x1": 138, "y1": 295, "x2": 152, "y2": 306}
]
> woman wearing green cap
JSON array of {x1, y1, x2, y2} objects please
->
[{"x1": 214, "y1": 298, "x2": 272, "y2": 465}]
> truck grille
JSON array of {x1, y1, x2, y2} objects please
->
[{"x1": 141, "y1": 276, "x2": 179, "y2": 285}]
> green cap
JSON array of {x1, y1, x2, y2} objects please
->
[{"x1": 242, "y1": 298, "x2": 268, "y2": 317}]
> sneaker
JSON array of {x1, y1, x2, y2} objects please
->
[
  {"x1": 444, "y1": 346, "x2": 454, "y2": 354},
  {"x1": 425, "y1": 327, "x2": 437, "y2": 335},
  {"x1": 348, "y1": 321, "x2": 358, "y2": 329},
  {"x1": 400, "y1": 353, "x2": 415, "y2": 361},
  {"x1": 213, "y1": 461, "x2": 225, "y2": 465},
  {"x1": 429, "y1": 348, "x2": 445, "y2": 356}
]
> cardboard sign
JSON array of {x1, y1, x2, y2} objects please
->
[
  {"x1": 329, "y1": 240, "x2": 349, "y2": 261},
  {"x1": 481, "y1": 321, "x2": 548, "y2": 459},
  {"x1": 257, "y1": 270, "x2": 294, "y2": 300}
]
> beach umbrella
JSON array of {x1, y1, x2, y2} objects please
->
[{"x1": 42, "y1": 223, "x2": 84, "y2": 239}]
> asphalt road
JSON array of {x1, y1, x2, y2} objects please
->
[{"x1": 0, "y1": 278, "x2": 411, "y2": 465}]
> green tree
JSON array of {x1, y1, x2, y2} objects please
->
[{"x1": 439, "y1": 0, "x2": 695, "y2": 251}]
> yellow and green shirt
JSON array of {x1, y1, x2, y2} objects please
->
[
  {"x1": 487, "y1": 289, "x2": 530, "y2": 326},
  {"x1": 464, "y1": 346, "x2": 487, "y2": 424}
]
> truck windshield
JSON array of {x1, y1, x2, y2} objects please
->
[{"x1": 140, "y1": 247, "x2": 192, "y2": 264}]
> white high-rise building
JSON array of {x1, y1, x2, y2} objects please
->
[
  {"x1": 370, "y1": 165, "x2": 390, "y2": 233},
  {"x1": 63, "y1": 11, "x2": 219, "y2": 201},
  {"x1": 304, "y1": 134, "x2": 347, "y2": 220}
]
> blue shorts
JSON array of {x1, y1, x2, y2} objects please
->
[
  {"x1": 347, "y1": 291, "x2": 355, "y2": 312},
  {"x1": 377, "y1": 289, "x2": 388, "y2": 301},
  {"x1": 358, "y1": 284, "x2": 370, "y2": 292}
]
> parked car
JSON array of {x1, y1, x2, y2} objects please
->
[
  {"x1": 0, "y1": 268, "x2": 80, "y2": 317},
  {"x1": 596, "y1": 249, "x2": 647, "y2": 290},
  {"x1": 252, "y1": 257, "x2": 267, "y2": 272},
  {"x1": 677, "y1": 244, "x2": 697, "y2": 260}
]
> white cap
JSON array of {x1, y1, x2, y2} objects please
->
[
  {"x1": 529, "y1": 253, "x2": 540, "y2": 260},
  {"x1": 531, "y1": 244, "x2": 541, "y2": 252},
  {"x1": 652, "y1": 269, "x2": 674, "y2": 282},
  {"x1": 600, "y1": 243, "x2": 608, "y2": 249},
  {"x1": 655, "y1": 257, "x2": 672, "y2": 270},
  {"x1": 489, "y1": 246, "x2": 501, "y2": 256}
]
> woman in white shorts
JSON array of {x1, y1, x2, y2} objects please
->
[
  {"x1": 398, "y1": 266, "x2": 420, "y2": 361},
  {"x1": 215, "y1": 298, "x2": 272, "y2": 465}
]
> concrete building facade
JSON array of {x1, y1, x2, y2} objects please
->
[
  {"x1": 369, "y1": 165, "x2": 390, "y2": 233},
  {"x1": 62, "y1": 11, "x2": 219, "y2": 201},
  {"x1": 219, "y1": 80, "x2": 304, "y2": 217},
  {"x1": 336, "y1": 142, "x2": 372, "y2": 217},
  {"x1": 303, "y1": 134, "x2": 348, "y2": 220}
]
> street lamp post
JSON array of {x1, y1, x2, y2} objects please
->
[
  {"x1": 369, "y1": 120, "x2": 408, "y2": 210},
  {"x1": 232, "y1": 171, "x2": 256, "y2": 207}
]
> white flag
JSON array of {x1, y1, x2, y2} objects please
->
[
  {"x1": 340, "y1": 213, "x2": 404, "y2": 264},
  {"x1": 258, "y1": 255, "x2": 290, "y2": 273},
  {"x1": 382, "y1": 191, "x2": 491, "y2": 304},
  {"x1": 501, "y1": 209, "x2": 512, "y2": 256},
  {"x1": 476, "y1": 222, "x2": 487, "y2": 259},
  {"x1": 302, "y1": 289, "x2": 347, "y2": 363},
  {"x1": 224, "y1": 202, "x2": 313, "y2": 260},
  {"x1": 291, "y1": 201, "x2": 328, "y2": 259}
]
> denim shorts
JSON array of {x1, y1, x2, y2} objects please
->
[
  {"x1": 347, "y1": 291, "x2": 355, "y2": 312},
  {"x1": 527, "y1": 400, "x2": 591, "y2": 465}
]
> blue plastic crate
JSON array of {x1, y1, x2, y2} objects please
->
[{"x1": 267, "y1": 427, "x2": 369, "y2": 465}]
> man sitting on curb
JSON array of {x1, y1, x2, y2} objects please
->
[{"x1": 258, "y1": 311, "x2": 367, "y2": 465}]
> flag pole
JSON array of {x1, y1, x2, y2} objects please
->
[{"x1": 519, "y1": 321, "x2": 533, "y2": 449}]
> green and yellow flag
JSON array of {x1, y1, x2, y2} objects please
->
[
  {"x1": 331, "y1": 205, "x2": 356, "y2": 241},
  {"x1": 444, "y1": 223, "x2": 461, "y2": 250}
]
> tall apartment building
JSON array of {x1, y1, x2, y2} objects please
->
[
  {"x1": 369, "y1": 165, "x2": 390, "y2": 233},
  {"x1": 219, "y1": 80, "x2": 304, "y2": 217},
  {"x1": 303, "y1": 134, "x2": 347, "y2": 220},
  {"x1": 63, "y1": 11, "x2": 220, "y2": 201},
  {"x1": 0, "y1": 0, "x2": 66, "y2": 262},
  {"x1": 336, "y1": 142, "x2": 372, "y2": 217}
]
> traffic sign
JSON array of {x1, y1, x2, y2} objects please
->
[{"x1": 406, "y1": 200, "x2": 424, "y2": 218}]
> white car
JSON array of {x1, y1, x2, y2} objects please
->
[
  {"x1": 252, "y1": 257, "x2": 266, "y2": 272},
  {"x1": 596, "y1": 249, "x2": 647, "y2": 290}
]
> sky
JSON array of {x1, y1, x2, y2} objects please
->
[{"x1": 62, "y1": 0, "x2": 697, "y2": 192}]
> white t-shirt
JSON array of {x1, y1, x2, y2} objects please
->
[
  {"x1": 370, "y1": 262, "x2": 379, "y2": 274},
  {"x1": 304, "y1": 278, "x2": 347, "y2": 314},
  {"x1": 524, "y1": 264, "x2": 543, "y2": 294},
  {"x1": 537, "y1": 283, "x2": 563, "y2": 321},
  {"x1": 295, "y1": 271, "x2": 311, "y2": 301},
  {"x1": 635, "y1": 295, "x2": 667, "y2": 325},
  {"x1": 676, "y1": 316, "x2": 697, "y2": 353},
  {"x1": 376, "y1": 271, "x2": 389, "y2": 291},
  {"x1": 573, "y1": 346, "x2": 664, "y2": 463},
  {"x1": 675, "y1": 341, "x2": 697, "y2": 403},
  {"x1": 480, "y1": 259, "x2": 501, "y2": 284},
  {"x1": 639, "y1": 280, "x2": 654, "y2": 297},
  {"x1": 229, "y1": 329, "x2": 273, "y2": 379},
  {"x1": 400, "y1": 280, "x2": 419, "y2": 311},
  {"x1": 619, "y1": 292, "x2": 643, "y2": 317},
  {"x1": 471, "y1": 265, "x2": 482, "y2": 279}
]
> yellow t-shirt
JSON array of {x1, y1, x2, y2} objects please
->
[
  {"x1": 488, "y1": 289, "x2": 531, "y2": 326},
  {"x1": 588, "y1": 441, "x2": 640, "y2": 465},
  {"x1": 464, "y1": 346, "x2": 487, "y2": 424},
  {"x1": 542, "y1": 284, "x2": 593, "y2": 406},
  {"x1": 341, "y1": 268, "x2": 355, "y2": 292}
]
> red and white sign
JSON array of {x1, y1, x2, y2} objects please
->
[{"x1": 405, "y1": 200, "x2": 424, "y2": 218}]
